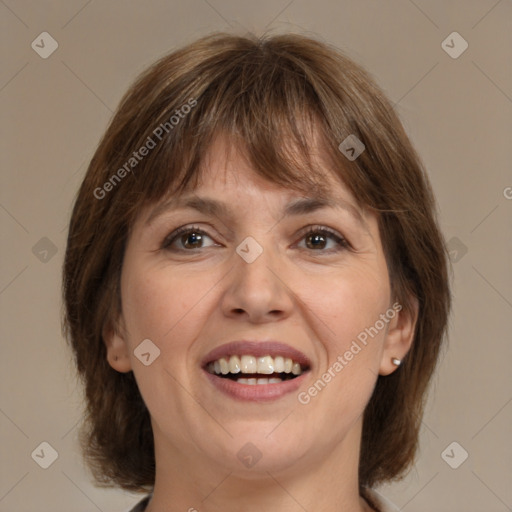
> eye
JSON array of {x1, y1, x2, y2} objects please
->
[
  {"x1": 161, "y1": 225, "x2": 349, "y2": 253},
  {"x1": 162, "y1": 226, "x2": 219, "y2": 251},
  {"x1": 296, "y1": 226, "x2": 350, "y2": 252}
]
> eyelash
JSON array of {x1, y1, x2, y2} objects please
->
[{"x1": 161, "y1": 225, "x2": 350, "y2": 253}]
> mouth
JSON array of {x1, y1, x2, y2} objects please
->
[{"x1": 201, "y1": 340, "x2": 311, "y2": 401}]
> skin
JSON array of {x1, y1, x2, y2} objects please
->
[{"x1": 105, "y1": 134, "x2": 417, "y2": 512}]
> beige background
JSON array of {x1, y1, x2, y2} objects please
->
[{"x1": 1, "y1": 1, "x2": 511, "y2": 511}]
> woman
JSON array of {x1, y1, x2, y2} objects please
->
[{"x1": 63, "y1": 32, "x2": 451, "y2": 512}]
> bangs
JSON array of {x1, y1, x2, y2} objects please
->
[{"x1": 103, "y1": 35, "x2": 352, "y2": 225}]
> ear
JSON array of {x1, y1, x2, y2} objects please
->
[
  {"x1": 379, "y1": 298, "x2": 418, "y2": 376},
  {"x1": 103, "y1": 315, "x2": 133, "y2": 373}
]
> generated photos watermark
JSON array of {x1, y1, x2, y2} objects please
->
[
  {"x1": 298, "y1": 302, "x2": 402, "y2": 405},
  {"x1": 94, "y1": 98, "x2": 197, "y2": 200}
]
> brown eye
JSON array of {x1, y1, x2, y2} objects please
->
[
  {"x1": 297, "y1": 227, "x2": 349, "y2": 252},
  {"x1": 181, "y1": 231, "x2": 204, "y2": 249},
  {"x1": 305, "y1": 232, "x2": 328, "y2": 250},
  {"x1": 162, "y1": 227, "x2": 217, "y2": 251}
]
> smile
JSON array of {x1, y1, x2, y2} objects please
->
[
  {"x1": 201, "y1": 340, "x2": 311, "y2": 401},
  {"x1": 206, "y1": 354, "x2": 305, "y2": 384}
]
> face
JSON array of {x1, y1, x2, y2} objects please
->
[{"x1": 106, "y1": 134, "x2": 415, "y2": 479}]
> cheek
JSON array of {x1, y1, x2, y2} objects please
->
[
  {"x1": 119, "y1": 266, "x2": 215, "y2": 427},
  {"x1": 121, "y1": 272, "x2": 171, "y2": 342},
  {"x1": 306, "y1": 266, "x2": 391, "y2": 355},
  {"x1": 120, "y1": 264, "x2": 217, "y2": 354},
  {"x1": 298, "y1": 267, "x2": 390, "y2": 416}
]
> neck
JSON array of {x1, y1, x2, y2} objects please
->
[{"x1": 145, "y1": 418, "x2": 374, "y2": 512}]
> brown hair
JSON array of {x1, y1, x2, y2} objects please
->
[{"x1": 62, "y1": 32, "x2": 451, "y2": 492}]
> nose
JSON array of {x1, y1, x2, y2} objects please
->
[{"x1": 220, "y1": 243, "x2": 294, "y2": 323}]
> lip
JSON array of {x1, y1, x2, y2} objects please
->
[
  {"x1": 200, "y1": 340, "x2": 312, "y2": 368},
  {"x1": 200, "y1": 340, "x2": 312, "y2": 403},
  {"x1": 203, "y1": 369, "x2": 309, "y2": 402}
]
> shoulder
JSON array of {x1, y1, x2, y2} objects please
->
[
  {"x1": 364, "y1": 488, "x2": 401, "y2": 512},
  {"x1": 125, "y1": 491, "x2": 399, "y2": 512},
  {"x1": 125, "y1": 494, "x2": 152, "y2": 512}
]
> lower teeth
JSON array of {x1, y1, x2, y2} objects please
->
[
  {"x1": 210, "y1": 371, "x2": 300, "y2": 384},
  {"x1": 228, "y1": 373, "x2": 297, "y2": 384},
  {"x1": 237, "y1": 377, "x2": 283, "y2": 385}
]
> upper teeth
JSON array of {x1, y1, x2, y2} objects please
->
[{"x1": 207, "y1": 355, "x2": 303, "y2": 376}]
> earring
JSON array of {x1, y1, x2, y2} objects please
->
[{"x1": 391, "y1": 357, "x2": 401, "y2": 366}]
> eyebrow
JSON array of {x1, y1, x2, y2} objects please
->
[{"x1": 145, "y1": 195, "x2": 365, "y2": 227}]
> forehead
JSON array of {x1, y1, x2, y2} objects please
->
[
  {"x1": 190, "y1": 131, "x2": 349, "y2": 197},
  {"x1": 141, "y1": 134, "x2": 369, "y2": 231}
]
